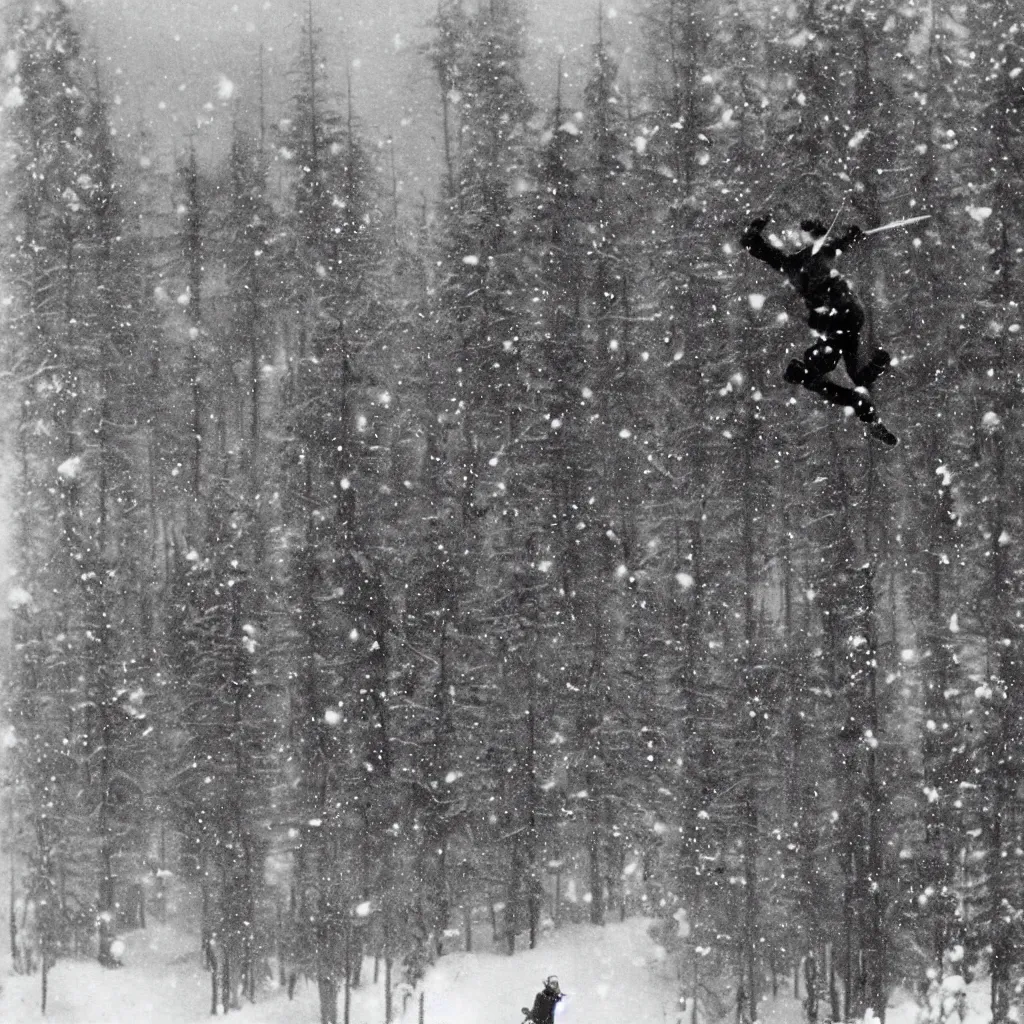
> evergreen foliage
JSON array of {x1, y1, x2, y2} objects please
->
[{"x1": 3, "y1": 0, "x2": 1024, "y2": 1021}]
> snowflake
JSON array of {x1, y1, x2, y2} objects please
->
[{"x1": 57, "y1": 455, "x2": 82, "y2": 479}]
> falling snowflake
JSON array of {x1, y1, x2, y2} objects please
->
[{"x1": 57, "y1": 455, "x2": 82, "y2": 479}]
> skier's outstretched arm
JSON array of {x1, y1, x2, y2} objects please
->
[
  {"x1": 740, "y1": 217, "x2": 786, "y2": 271},
  {"x1": 818, "y1": 225, "x2": 864, "y2": 258}
]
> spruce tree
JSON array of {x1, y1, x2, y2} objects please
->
[
  {"x1": 2, "y1": 0, "x2": 150, "y2": 983},
  {"x1": 276, "y1": 8, "x2": 397, "y2": 1017}
]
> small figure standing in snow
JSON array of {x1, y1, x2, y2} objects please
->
[
  {"x1": 740, "y1": 213, "x2": 898, "y2": 446},
  {"x1": 525, "y1": 976, "x2": 562, "y2": 1024}
]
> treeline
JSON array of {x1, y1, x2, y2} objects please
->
[{"x1": 2, "y1": 0, "x2": 1024, "y2": 1021}]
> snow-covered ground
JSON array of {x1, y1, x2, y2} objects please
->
[
  {"x1": 417, "y1": 916, "x2": 678, "y2": 1024},
  {"x1": 0, "y1": 916, "x2": 674, "y2": 1024},
  {"x1": 0, "y1": 914, "x2": 991, "y2": 1024}
]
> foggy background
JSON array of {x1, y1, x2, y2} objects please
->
[
  {"x1": 9, "y1": 1, "x2": 1020, "y2": 1022},
  {"x1": 82, "y1": 0, "x2": 642, "y2": 206}
]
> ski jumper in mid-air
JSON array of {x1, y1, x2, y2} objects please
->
[{"x1": 741, "y1": 215, "x2": 898, "y2": 446}]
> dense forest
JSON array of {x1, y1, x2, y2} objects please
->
[{"x1": 2, "y1": 0, "x2": 1023, "y2": 1021}]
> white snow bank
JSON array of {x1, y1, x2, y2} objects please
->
[
  {"x1": 0, "y1": 914, "x2": 1003, "y2": 1024},
  {"x1": 0, "y1": 918, "x2": 675, "y2": 1024},
  {"x1": 406, "y1": 917, "x2": 676, "y2": 1024}
]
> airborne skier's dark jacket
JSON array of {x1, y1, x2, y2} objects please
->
[
  {"x1": 738, "y1": 215, "x2": 897, "y2": 444},
  {"x1": 740, "y1": 219, "x2": 865, "y2": 335}
]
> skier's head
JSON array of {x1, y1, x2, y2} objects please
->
[
  {"x1": 800, "y1": 218, "x2": 829, "y2": 238},
  {"x1": 544, "y1": 976, "x2": 560, "y2": 995},
  {"x1": 782, "y1": 218, "x2": 828, "y2": 250}
]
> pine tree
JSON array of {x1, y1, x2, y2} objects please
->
[
  {"x1": 225, "y1": 123, "x2": 277, "y2": 466},
  {"x1": 1, "y1": 2, "x2": 96, "y2": 989},
  {"x1": 275, "y1": 9, "x2": 397, "y2": 1018},
  {"x1": 166, "y1": 488, "x2": 274, "y2": 1011},
  {"x1": 956, "y1": 5, "x2": 1024, "y2": 1019},
  {"x1": 2, "y1": 0, "x2": 151, "y2": 985},
  {"x1": 635, "y1": 0, "x2": 736, "y2": 990},
  {"x1": 895, "y1": 0, "x2": 975, "y2": 993},
  {"x1": 552, "y1": 19, "x2": 659, "y2": 930},
  {"x1": 424, "y1": 0, "x2": 557, "y2": 954}
]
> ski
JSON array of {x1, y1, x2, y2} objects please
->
[{"x1": 862, "y1": 214, "x2": 932, "y2": 237}]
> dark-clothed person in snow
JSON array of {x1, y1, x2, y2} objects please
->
[
  {"x1": 528, "y1": 977, "x2": 562, "y2": 1024},
  {"x1": 741, "y1": 214, "x2": 897, "y2": 445}
]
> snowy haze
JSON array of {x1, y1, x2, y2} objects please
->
[
  {"x1": 81, "y1": 0, "x2": 641, "y2": 200},
  {"x1": 4, "y1": 0, "x2": 1014, "y2": 1021}
]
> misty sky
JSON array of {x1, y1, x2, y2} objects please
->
[{"x1": 79, "y1": 0, "x2": 641, "y2": 203}]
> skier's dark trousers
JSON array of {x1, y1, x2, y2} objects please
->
[{"x1": 741, "y1": 216, "x2": 890, "y2": 424}]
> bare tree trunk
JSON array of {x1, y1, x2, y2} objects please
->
[
  {"x1": 224, "y1": 948, "x2": 233, "y2": 1011},
  {"x1": 343, "y1": 913, "x2": 352, "y2": 1024},
  {"x1": 587, "y1": 799, "x2": 604, "y2": 927},
  {"x1": 741, "y1": 797, "x2": 759, "y2": 1021},
  {"x1": 208, "y1": 946, "x2": 219, "y2": 1016},
  {"x1": 803, "y1": 952, "x2": 819, "y2": 1023},
  {"x1": 8, "y1": 862, "x2": 16, "y2": 967},
  {"x1": 318, "y1": 976, "x2": 338, "y2": 1024},
  {"x1": 828, "y1": 943, "x2": 841, "y2": 1023}
]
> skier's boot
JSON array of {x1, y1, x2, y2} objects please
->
[
  {"x1": 784, "y1": 358, "x2": 807, "y2": 385},
  {"x1": 868, "y1": 420, "x2": 898, "y2": 447},
  {"x1": 859, "y1": 349, "x2": 891, "y2": 388}
]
